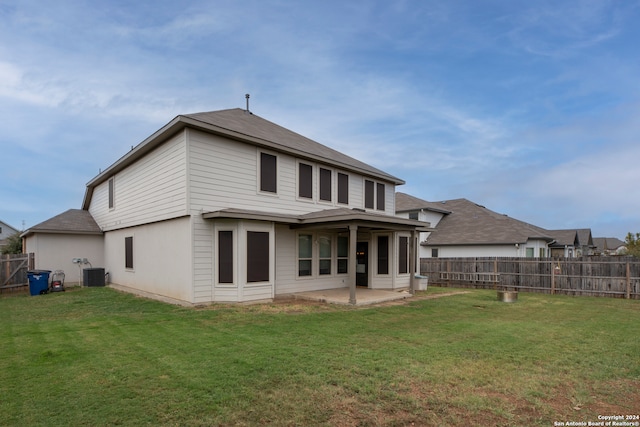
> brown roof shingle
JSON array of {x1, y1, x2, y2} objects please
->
[{"x1": 22, "y1": 209, "x2": 102, "y2": 236}]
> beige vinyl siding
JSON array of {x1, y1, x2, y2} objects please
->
[
  {"x1": 189, "y1": 130, "x2": 303, "y2": 214},
  {"x1": 104, "y1": 217, "x2": 192, "y2": 303},
  {"x1": 89, "y1": 132, "x2": 188, "y2": 231},
  {"x1": 188, "y1": 129, "x2": 396, "y2": 216},
  {"x1": 192, "y1": 215, "x2": 213, "y2": 303}
]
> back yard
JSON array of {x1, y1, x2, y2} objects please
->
[{"x1": 1, "y1": 287, "x2": 638, "y2": 426}]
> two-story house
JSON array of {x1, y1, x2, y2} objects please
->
[{"x1": 24, "y1": 108, "x2": 430, "y2": 305}]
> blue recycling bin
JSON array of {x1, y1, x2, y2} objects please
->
[{"x1": 28, "y1": 270, "x2": 51, "y2": 296}]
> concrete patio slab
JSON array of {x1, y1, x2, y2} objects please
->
[{"x1": 293, "y1": 288, "x2": 412, "y2": 306}]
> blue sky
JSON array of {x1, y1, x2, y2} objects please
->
[{"x1": 1, "y1": 0, "x2": 639, "y2": 239}]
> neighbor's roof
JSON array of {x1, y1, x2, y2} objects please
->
[
  {"x1": 83, "y1": 108, "x2": 404, "y2": 209},
  {"x1": 0, "y1": 220, "x2": 19, "y2": 234},
  {"x1": 546, "y1": 229, "x2": 579, "y2": 246},
  {"x1": 593, "y1": 237, "x2": 625, "y2": 251},
  {"x1": 21, "y1": 209, "x2": 102, "y2": 237},
  {"x1": 421, "y1": 198, "x2": 554, "y2": 246},
  {"x1": 395, "y1": 192, "x2": 451, "y2": 214},
  {"x1": 547, "y1": 228, "x2": 594, "y2": 247}
]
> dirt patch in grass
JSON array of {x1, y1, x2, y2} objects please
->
[{"x1": 321, "y1": 378, "x2": 640, "y2": 426}]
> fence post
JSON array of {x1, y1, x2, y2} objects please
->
[
  {"x1": 627, "y1": 262, "x2": 631, "y2": 300},
  {"x1": 551, "y1": 260, "x2": 555, "y2": 295}
]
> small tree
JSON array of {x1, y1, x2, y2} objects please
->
[
  {"x1": 1, "y1": 232, "x2": 22, "y2": 255},
  {"x1": 623, "y1": 232, "x2": 640, "y2": 258}
]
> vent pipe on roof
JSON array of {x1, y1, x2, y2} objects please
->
[{"x1": 245, "y1": 93, "x2": 250, "y2": 113}]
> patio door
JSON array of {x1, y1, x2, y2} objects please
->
[{"x1": 356, "y1": 241, "x2": 368, "y2": 287}]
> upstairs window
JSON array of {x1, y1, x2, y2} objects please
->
[
  {"x1": 364, "y1": 180, "x2": 386, "y2": 211},
  {"x1": 298, "y1": 163, "x2": 313, "y2": 199},
  {"x1": 364, "y1": 180, "x2": 375, "y2": 209},
  {"x1": 409, "y1": 211, "x2": 419, "y2": 220},
  {"x1": 337, "y1": 173, "x2": 349, "y2": 204},
  {"x1": 376, "y1": 183, "x2": 385, "y2": 211},
  {"x1": 319, "y1": 168, "x2": 332, "y2": 202},
  {"x1": 108, "y1": 177, "x2": 115, "y2": 209},
  {"x1": 260, "y1": 153, "x2": 277, "y2": 193}
]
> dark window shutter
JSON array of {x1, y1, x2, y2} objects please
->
[
  {"x1": 365, "y1": 180, "x2": 374, "y2": 209},
  {"x1": 218, "y1": 231, "x2": 233, "y2": 283},
  {"x1": 338, "y1": 173, "x2": 348, "y2": 204},
  {"x1": 319, "y1": 168, "x2": 331, "y2": 201},
  {"x1": 125, "y1": 236, "x2": 133, "y2": 269},
  {"x1": 377, "y1": 235, "x2": 389, "y2": 275},
  {"x1": 260, "y1": 153, "x2": 277, "y2": 193},
  {"x1": 299, "y1": 163, "x2": 312, "y2": 198},
  {"x1": 247, "y1": 231, "x2": 269, "y2": 282},
  {"x1": 376, "y1": 183, "x2": 385, "y2": 211},
  {"x1": 108, "y1": 178, "x2": 114, "y2": 209},
  {"x1": 399, "y1": 236, "x2": 408, "y2": 274}
]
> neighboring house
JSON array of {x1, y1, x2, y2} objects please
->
[
  {"x1": 396, "y1": 193, "x2": 557, "y2": 258},
  {"x1": 546, "y1": 229, "x2": 595, "y2": 257},
  {"x1": 0, "y1": 220, "x2": 19, "y2": 251},
  {"x1": 22, "y1": 209, "x2": 104, "y2": 284},
  {"x1": 593, "y1": 237, "x2": 626, "y2": 256},
  {"x1": 25, "y1": 108, "x2": 430, "y2": 305}
]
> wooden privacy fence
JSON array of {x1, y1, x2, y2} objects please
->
[
  {"x1": 1, "y1": 253, "x2": 35, "y2": 293},
  {"x1": 420, "y1": 257, "x2": 640, "y2": 299}
]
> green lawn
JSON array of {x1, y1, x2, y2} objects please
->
[{"x1": 1, "y1": 287, "x2": 638, "y2": 426}]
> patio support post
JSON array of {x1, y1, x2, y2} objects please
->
[
  {"x1": 349, "y1": 224, "x2": 358, "y2": 305},
  {"x1": 409, "y1": 230, "x2": 417, "y2": 294}
]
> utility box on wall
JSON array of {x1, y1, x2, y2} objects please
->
[{"x1": 83, "y1": 268, "x2": 105, "y2": 287}]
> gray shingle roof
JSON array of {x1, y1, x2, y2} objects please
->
[
  {"x1": 546, "y1": 229, "x2": 578, "y2": 246},
  {"x1": 22, "y1": 209, "x2": 102, "y2": 236},
  {"x1": 395, "y1": 192, "x2": 451, "y2": 214},
  {"x1": 419, "y1": 198, "x2": 554, "y2": 245},
  {"x1": 184, "y1": 109, "x2": 403, "y2": 184},
  {"x1": 547, "y1": 228, "x2": 594, "y2": 247},
  {"x1": 84, "y1": 108, "x2": 404, "y2": 209},
  {"x1": 593, "y1": 237, "x2": 625, "y2": 251}
]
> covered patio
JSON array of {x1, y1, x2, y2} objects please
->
[{"x1": 204, "y1": 206, "x2": 433, "y2": 305}]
